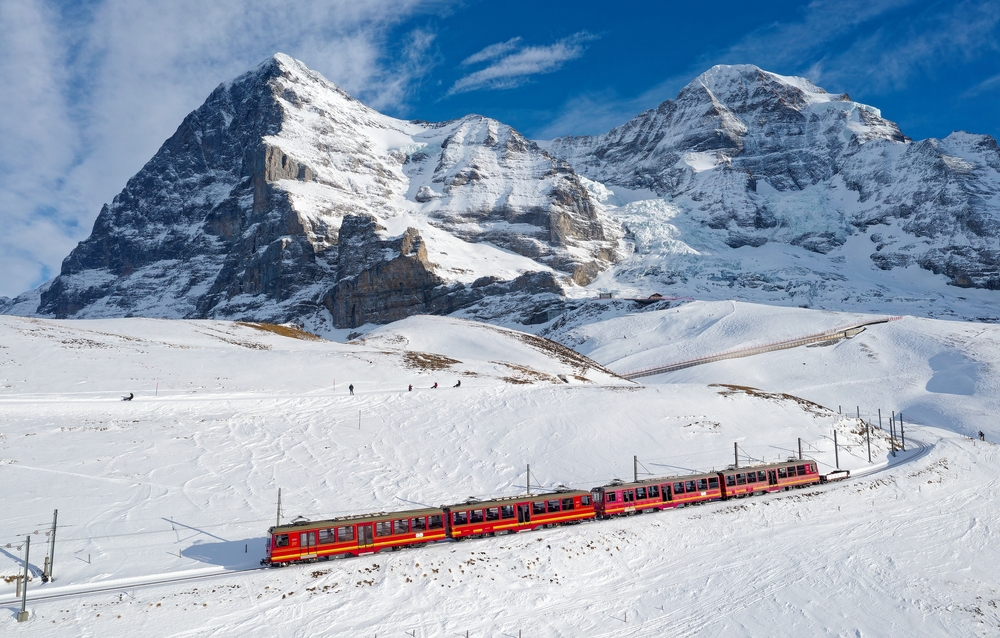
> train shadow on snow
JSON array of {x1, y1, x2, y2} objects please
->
[{"x1": 181, "y1": 537, "x2": 266, "y2": 569}]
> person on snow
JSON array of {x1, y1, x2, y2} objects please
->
[
  {"x1": 980, "y1": 430, "x2": 985, "y2": 441},
  {"x1": 408, "y1": 384, "x2": 413, "y2": 392},
  {"x1": 122, "y1": 392, "x2": 134, "y2": 401},
  {"x1": 432, "y1": 382, "x2": 438, "y2": 389},
  {"x1": 453, "y1": 380, "x2": 461, "y2": 388},
  {"x1": 349, "y1": 384, "x2": 354, "y2": 396}
]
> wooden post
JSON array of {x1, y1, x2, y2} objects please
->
[
  {"x1": 834, "y1": 430, "x2": 839, "y2": 469},
  {"x1": 866, "y1": 421, "x2": 872, "y2": 463},
  {"x1": 900, "y1": 414, "x2": 905, "y2": 451}
]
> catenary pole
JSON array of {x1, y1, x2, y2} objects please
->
[
  {"x1": 834, "y1": 430, "x2": 839, "y2": 469},
  {"x1": 867, "y1": 421, "x2": 872, "y2": 463},
  {"x1": 47, "y1": 509, "x2": 57, "y2": 582},
  {"x1": 633, "y1": 456, "x2": 638, "y2": 483},
  {"x1": 526, "y1": 464, "x2": 531, "y2": 496},
  {"x1": 901, "y1": 414, "x2": 905, "y2": 451},
  {"x1": 798, "y1": 438, "x2": 802, "y2": 460},
  {"x1": 276, "y1": 488, "x2": 281, "y2": 528},
  {"x1": 18, "y1": 535, "x2": 30, "y2": 622},
  {"x1": 734, "y1": 442, "x2": 739, "y2": 468}
]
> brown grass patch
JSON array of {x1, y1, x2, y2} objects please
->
[
  {"x1": 403, "y1": 351, "x2": 461, "y2": 370},
  {"x1": 238, "y1": 322, "x2": 323, "y2": 341},
  {"x1": 710, "y1": 384, "x2": 833, "y2": 417}
]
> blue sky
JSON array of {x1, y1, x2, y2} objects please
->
[{"x1": 1, "y1": 0, "x2": 998, "y2": 299}]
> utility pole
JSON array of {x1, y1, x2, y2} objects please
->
[
  {"x1": 45, "y1": 509, "x2": 57, "y2": 582},
  {"x1": 526, "y1": 464, "x2": 532, "y2": 496},
  {"x1": 890, "y1": 416, "x2": 896, "y2": 453},
  {"x1": 798, "y1": 438, "x2": 802, "y2": 460},
  {"x1": 633, "y1": 456, "x2": 638, "y2": 483},
  {"x1": 17, "y1": 535, "x2": 29, "y2": 622},
  {"x1": 734, "y1": 442, "x2": 739, "y2": 468},
  {"x1": 276, "y1": 488, "x2": 282, "y2": 528},
  {"x1": 834, "y1": 430, "x2": 839, "y2": 469},
  {"x1": 878, "y1": 409, "x2": 882, "y2": 431}
]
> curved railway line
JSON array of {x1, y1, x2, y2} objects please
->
[{"x1": 0, "y1": 432, "x2": 932, "y2": 609}]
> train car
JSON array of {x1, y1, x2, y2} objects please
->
[
  {"x1": 445, "y1": 490, "x2": 595, "y2": 539},
  {"x1": 591, "y1": 472, "x2": 722, "y2": 517},
  {"x1": 719, "y1": 460, "x2": 820, "y2": 498},
  {"x1": 262, "y1": 507, "x2": 447, "y2": 565}
]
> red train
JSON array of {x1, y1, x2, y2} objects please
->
[{"x1": 262, "y1": 459, "x2": 823, "y2": 566}]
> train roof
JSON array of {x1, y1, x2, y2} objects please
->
[
  {"x1": 444, "y1": 489, "x2": 592, "y2": 511},
  {"x1": 269, "y1": 506, "x2": 445, "y2": 534},
  {"x1": 720, "y1": 459, "x2": 814, "y2": 473},
  {"x1": 596, "y1": 471, "x2": 720, "y2": 491}
]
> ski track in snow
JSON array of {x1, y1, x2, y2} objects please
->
[{"x1": 1, "y1": 305, "x2": 999, "y2": 636}]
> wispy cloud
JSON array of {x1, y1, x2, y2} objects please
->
[
  {"x1": 447, "y1": 31, "x2": 598, "y2": 96},
  {"x1": 962, "y1": 73, "x2": 1000, "y2": 98},
  {"x1": 0, "y1": 0, "x2": 453, "y2": 299}
]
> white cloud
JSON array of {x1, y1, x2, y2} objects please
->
[
  {"x1": 447, "y1": 32, "x2": 597, "y2": 96},
  {"x1": 0, "y1": 0, "x2": 451, "y2": 299}
]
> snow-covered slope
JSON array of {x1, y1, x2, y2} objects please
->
[{"x1": 3, "y1": 306, "x2": 1000, "y2": 635}]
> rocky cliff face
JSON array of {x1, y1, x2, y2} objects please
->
[{"x1": 26, "y1": 54, "x2": 621, "y2": 330}]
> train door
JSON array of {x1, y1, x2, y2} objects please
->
[
  {"x1": 357, "y1": 524, "x2": 374, "y2": 552},
  {"x1": 517, "y1": 504, "x2": 530, "y2": 524},
  {"x1": 663, "y1": 484, "x2": 672, "y2": 502},
  {"x1": 299, "y1": 531, "x2": 317, "y2": 559},
  {"x1": 767, "y1": 470, "x2": 778, "y2": 486}
]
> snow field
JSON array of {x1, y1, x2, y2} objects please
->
[{"x1": 1, "y1": 304, "x2": 998, "y2": 635}]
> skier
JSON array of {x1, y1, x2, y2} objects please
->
[
  {"x1": 432, "y1": 382, "x2": 438, "y2": 389},
  {"x1": 408, "y1": 384, "x2": 413, "y2": 392},
  {"x1": 122, "y1": 392, "x2": 134, "y2": 402},
  {"x1": 979, "y1": 430, "x2": 985, "y2": 441},
  {"x1": 349, "y1": 384, "x2": 354, "y2": 396},
  {"x1": 453, "y1": 380, "x2": 461, "y2": 388}
]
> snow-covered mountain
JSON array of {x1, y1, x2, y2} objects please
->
[
  {"x1": 8, "y1": 58, "x2": 1000, "y2": 329},
  {"x1": 547, "y1": 65, "x2": 1000, "y2": 320},
  {"x1": 15, "y1": 54, "x2": 620, "y2": 331}
]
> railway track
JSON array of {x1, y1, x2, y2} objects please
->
[{"x1": 0, "y1": 432, "x2": 931, "y2": 608}]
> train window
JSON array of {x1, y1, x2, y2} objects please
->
[
  {"x1": 636, "y1": 487, "x2": 647, "y2": 499},
  {"x1": 562, "y1": 498, "x2": 575, "y2": 510},
  {"x1": 275, "y1": 534, "x2": 289, "y2": 547},
  {"x1": 376, "y1": 521, "x2": 392, "y2": 537},
  {"x1": 394, "y1": 519, "x2": 409, "y2": 534},
  {"x1": 777, "y1": 467, "x2": 787, "y2": 478},
  {"x1": 470, "y1": 510, "x2": 484, "y2": 524},
  {"x1": 606, "y1": 492, "x2": 617, "y2": 503},
  {"x1": 547, "y1": 500, "x2": 561, "y2": 512},
  {"x1": 797, "y1": 465, "x2": 808, "y2": 475},
  {"x1": 757, "y1": 471, "x2": 766, "y2": 481},
  {"x1": 810, "y1": 463, "x2": 816, "y2": 473},
  {"x1": 736, "y1": 473, "x2": 746, "y2": 485},
  {"x1": 697, "y1": 479, "x2": 707, "y2": 491},
  {"x1": 746, "y1": 472, "x2": 757, "y2": 484},
  {"x1": 623, "y1": 490, "x2": 635, "y2": 502},
  {"x1": 453, "y1": 511, "x2": 468, "y2": 526},
  {"x1": 649, "y1": 485, "x2": 660, "y2": 498},
  {"x1": 708, "y1": 477, "x2": 719, "y2": 490},
  {"x1": 337, "y1": 526, "x2": 354, "y2": 542},
  {"x1": 581, "y1": 495, "x2": 592, "y2": 506},
  {"x1": 501, "y1": 505, "x2": 515, "y2": 519},
  {"x1": 532, "y1": 502, "x2": 546, "y2": 515},
  {"x1": 591, "y1": 490, "x2": 603, "y2": 503},
  {"x1": 318, "y1": 528, "x2": 335, "y2": 544},
  {"x1": 685, "y1": 481, "x2": 696, "y2": 492},
  {"x1": 412, "y1": 517, "x2": 427, "y2": 531},
  {"x1": 674, "y1": 482, "x2": 685, "y2": 493},
  {"x1": 429, "y1": 515, "x2": 443, "y2": 529},
  {"x1": 486, "y1": 507, "x2": 499, "y2": 521},
  {"x1": 725, "y1": 476, "x2": 736, "y2": 487},
  {"x1": 787, "y1": 466, "x2": 797, "y2": 477}
]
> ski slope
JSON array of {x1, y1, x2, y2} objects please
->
[{"x1": 1, "y1": 304, "x2": 998, "y2": 636}]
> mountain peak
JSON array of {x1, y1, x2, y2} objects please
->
[{"x1": 682, "y1": 64, "x2": 846, "y2": 110}]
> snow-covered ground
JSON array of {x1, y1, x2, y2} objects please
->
[{"x1": 1, "y1": 304, "x2": 998, "y2": 636}]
